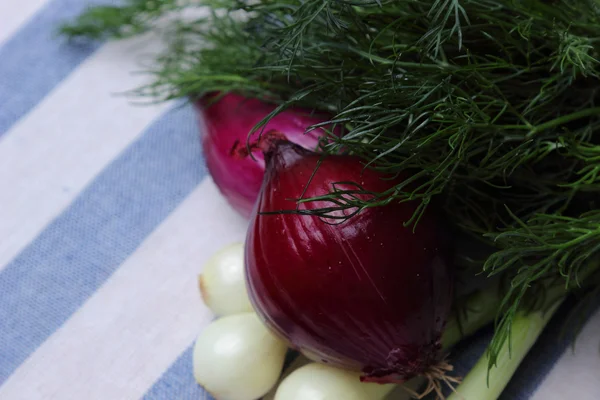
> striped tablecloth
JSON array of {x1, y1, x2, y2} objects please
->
[{"x1": 0, "y1": 1, "x2": 599, "y2": 399}]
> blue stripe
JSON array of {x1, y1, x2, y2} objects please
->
[
  {"x1": 0, "y1": 102, "x2": 205, "y2": 383},
  {"x1": 0, "y1": 0, "x2": 120, "y2": 136},
  {"x1": 143, "y1": 345, "x2": 212, "y2": 400}
]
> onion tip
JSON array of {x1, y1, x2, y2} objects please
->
[{"x1": 198, "y1": 274, "x2": 209, "y2": 305}]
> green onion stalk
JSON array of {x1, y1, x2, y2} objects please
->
[
  {"x1": 447, "y1": 306, "x2": 559, "y2": 400},
  {"x1": 448, "y1": 261, "x2": 599, "y2": 400},
  {"x1": 396, "y1": 287, "x2": 504, "y2": 399},
  {"x1": 407, "y1": 287, "x2": 504, "y2": 399}
]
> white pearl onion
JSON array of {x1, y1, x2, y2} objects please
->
[
  {"x1": 274, "y1": 363, "x2": 398, "y2": 400},
  {"x1": 198, "y1": 242, "x2": 254, "y2": 316},
  {"x1": 193, "y1": 313, "x2": 288, "y2": 400}
]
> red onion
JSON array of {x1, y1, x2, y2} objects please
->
[
  {"x1": 195, "y1": 93, "x2": 336, "y2": 218},
  {"x1": 245, "y1": 140, "x2": 453, "y2": 384}
]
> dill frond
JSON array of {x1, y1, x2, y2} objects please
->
[{"x1": 60, "y1": 0, "x2": 600, "y2": 370}]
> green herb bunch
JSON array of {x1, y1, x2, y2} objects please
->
[{"x1": 61, "y1": 0, "x2": 600, "y2": 372}]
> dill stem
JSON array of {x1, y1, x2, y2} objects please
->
[
  {"x1": 471, "y1": 123, "x2": 530, "y2": 130},
  {"x1": 527, "y1": 107, "x2": 600, "y2": 137},
  {"x1": 473, "y1": 107, "x2": 600, "y2": 136},
  {"x1": 343, "y1": 48, "x2": 453, "y2": 70},
  {"x1": 556, "y1": 228, "x2": 600, "y2": 249}
]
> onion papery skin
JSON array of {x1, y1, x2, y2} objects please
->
[
  {"x1": 245, "y1": 141, "x2": 453, "y2": 383},
  {"x1": 195, "y1": 93, "x2": 336, "y2": 218}
]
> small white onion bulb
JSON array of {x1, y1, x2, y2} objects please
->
[
  {"x1": 193, "y1": 312, "x2": 288, "y2": 400},
  {"x1": 274, "y1": 363, "x2": 399, "y2": 400},
  {"x1": 198, "y1": 242, "x2": 254, "y2": 316},
  {"x1": 263, "y1": 355, "x2": 312, "y2": 400}
]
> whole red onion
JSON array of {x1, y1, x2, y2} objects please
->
[
  {"x1": 245, "y1": 140, "x2": 453, "y2": 383},
  {"x1": 195, "y1": 93, "x2": 336, "y2": 218}
]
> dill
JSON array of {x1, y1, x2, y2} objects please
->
[{"x1": 60, "y1": 0, "x2": 600, "y2": 373}]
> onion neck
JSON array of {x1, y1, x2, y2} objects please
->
[{"x1": 262, "y1": 135, "x2": 313, "y2": 176}]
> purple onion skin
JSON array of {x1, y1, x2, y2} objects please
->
[
  {"x1": 195, "y1": 93, "x2": 335, "y2": 218},
  {"x1": 245, "y1": 141, "x2": 453, "y2": 383}
]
